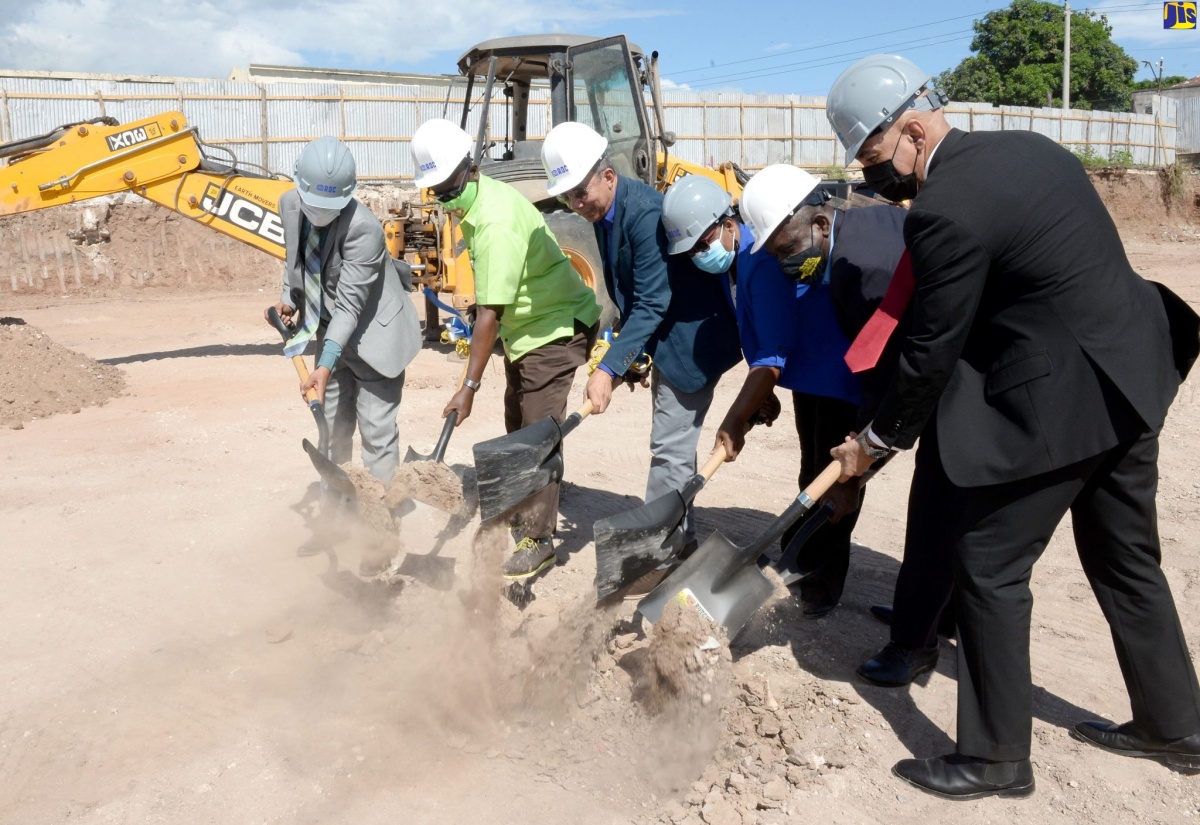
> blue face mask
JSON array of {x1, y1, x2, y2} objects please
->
[{"x1": 691, "y1": 225, "x2": 735, "y2": 274}]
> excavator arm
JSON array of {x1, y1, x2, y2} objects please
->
[{"x1": 0, "y1": 111, "x2": 293, "y2": 259}]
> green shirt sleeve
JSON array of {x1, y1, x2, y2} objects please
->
[{"x1": 471, "y1": 222, "x2": 527, "y2": 308}]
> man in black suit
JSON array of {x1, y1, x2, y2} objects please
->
[{"x1": 826, "y1": 54, "x2": 1200, "y2": 800}]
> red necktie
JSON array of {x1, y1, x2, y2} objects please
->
[{"x1": 843, "y1": 250, "x2": 915, "y2": 373}]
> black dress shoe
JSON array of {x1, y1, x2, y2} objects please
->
[
  {"x1": 893, "y1": 753, "x2": 1035, "y2": 800},
  {"x1": 1072, "y1": 721, "x2": 1200, "y2": 771},
  {"x1": 857, "y1": 641, "x2": 939, "y2": 687},
  {"x1": 869, "y1": 604, "x2": 894, "y2": 624}
]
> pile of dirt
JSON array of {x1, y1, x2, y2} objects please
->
[
  {"x1": 0, "y1": 318, "x2": 125, "y2": 429},
  {"x1": 388, "y1": 459, "x2": 464, "y2": 513}
]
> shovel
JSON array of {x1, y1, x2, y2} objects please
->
[
  {"x1": 637, "y1": 460, "x2": 843, "y2": 640},
  {"x1": 390, "y1": 411, "x2": 460, "y2": 589},
  {"x1": 593, "y1": 444, "x2": 730, "y2": 600},
  {"x1": 472, "y1": 399, "x2": 594, "y2": 523},
  {"x1": 301, "y1": 437, "x2": 357, "y2": 497},
  {"x1": 392, "y1": 365, "x2": 470, "y2": 514},
  {"x1": 266, "y1": 306, "x2": 329, "y2": 452}
]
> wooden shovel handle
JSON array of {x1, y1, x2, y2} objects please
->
[
  {"x1": 576, "y1": 399, "x2": 595, "y2": 419},
  {"x1": 697, "y1": 444, "x2": 728, "y2": 481},
  {"x1": 803, "y1": 461, "x2": 844, "y2": 503},
  {"x1": 291, "y1": 355, "x2": 320, "y2": 405}
]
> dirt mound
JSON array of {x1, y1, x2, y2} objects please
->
[
  {"x1": 1088, "y1": 167, "x2": 1200, "y2": 241},
  {"x1": 0, "y1": 318, "x2": 125, "y2": 428},
  {"x1": 389, "y1": 459, "x2": 464, "y2": 513}
]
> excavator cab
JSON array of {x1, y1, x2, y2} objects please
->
[{"x1": 451, "y1": 33, "x2": 654, "y2": 203}]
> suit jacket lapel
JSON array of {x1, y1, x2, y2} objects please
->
[{"x1": 284, "y1": 198, "x2": 304, "y2": 275}]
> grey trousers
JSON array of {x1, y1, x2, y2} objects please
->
[
  {"x1": 320, "y1": 343, "x2": 404, "y2": 483},
  {"x1": 646, "y1": 366, "x2": 718, "y2": 542}
]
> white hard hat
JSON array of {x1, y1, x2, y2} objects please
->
[
  {"x1": 411, "y1": 118, "x2": 474, "y2": 188},
  {"x1": 294, "y1": 136, "x2": 357, "y2": 209},
  {"x1": 661, "y1": 175, "x2": 733, "y2": 255},
  {"x1": 826, "y1": 54, "x2": 941, "y2": 165},
  {"x1": 740, "y1": 164, "x2": 822, "y2": 254},
  {"x1": 541, "y1": 122, "x2": 609, "y2": 197}
]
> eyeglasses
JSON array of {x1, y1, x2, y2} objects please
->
[
  {"x1": 687, "y1": 223, "x2": 723, "y2": 258},
  {"x1": 555, "y1": 169, "x2": 596, "y2": 206}
]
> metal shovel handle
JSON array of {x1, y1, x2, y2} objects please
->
[
  {"x1": 557, "y1": 399, "x2": 595, "y2": 439},
  {"x1": 431, "y1": 411, "x2": 458, "y2": 463}
]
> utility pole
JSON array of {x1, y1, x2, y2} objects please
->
[{"x1": 1062, "y1": 1, "x2": 1071, "y2": 109}]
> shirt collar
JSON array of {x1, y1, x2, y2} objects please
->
[
  {"x1": 601, "y1": 196, "x2": 616, "y2": 227},
  {"x1": 923, "y1": 135, "x2": 944, "y2": 180}
]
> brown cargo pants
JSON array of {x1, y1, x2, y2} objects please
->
[{"x1": 502, "y1": 320, "x2": 598, "y2": 538}]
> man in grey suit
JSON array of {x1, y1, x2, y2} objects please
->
[{"x1": 266, "y1": 136, "x2": 421, "y2": 484}]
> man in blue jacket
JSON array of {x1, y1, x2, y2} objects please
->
[{"x1": 541, "y1": 123, "x2": 742, "y2": 550}]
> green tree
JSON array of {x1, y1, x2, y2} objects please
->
[
  {"x1": 937, "y1": 0, "x2": 1138, "y2": 110},
  {"x1": 1131, "y1": 75, "x2": 1188, "y2": 91}
]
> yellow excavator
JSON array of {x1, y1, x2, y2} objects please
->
[{"x1": 0, "y1": 34, "x2": 750, "y2": 337}]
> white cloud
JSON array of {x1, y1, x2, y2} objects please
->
[
  {"x1": 659, "y1": 77, "x2": 692, "y2": 91},
  {"x1": 1091, "y1": 0, "x2": 1195, "y2": 48},
  {"x1": 0, "y1": 0, "x2": 675, "y2": 77},
  {"x1": 763, "y1": 42, "x2": 792, "y2": 54}
]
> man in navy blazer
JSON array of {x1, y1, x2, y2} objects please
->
[{"x1": 542, "y1": 123, "x2": 741, "y2": 549}]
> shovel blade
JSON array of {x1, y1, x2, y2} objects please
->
[
  {"x1": 593, "y1": 490, "x2": 687, "y2": 600},
  {"x1": 397, "y1": 551, "x2": 456, "y2": 590},
  {"x1": 403, "y1": 445, "x2": 431, "y2": 464},
  {"x1": 472, "y1": 416, "x2": 565, "y2": 522},
  {"x1": 302, "y1": 438, "x2": 358, "y2": 497},
  {"x1": 637, "y1": 530, "x2": 776, "y2": 641}
]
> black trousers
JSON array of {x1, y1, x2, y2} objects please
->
[
  {"x1": 951, "y1": 430, "x2": 1200, "y2": 761},
  {"x1": 890, "y1": 425, "x2": 958, "y2": 650},
  {"x1": 781, "y1": 392, "x2": 863, "y2": 608}
]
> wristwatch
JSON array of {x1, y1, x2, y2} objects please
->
[
  {"x1": 855, "y1": 430, "x2": 891, "y2": 460},
  {"x1": 462, "y1": 377, "x2": 481, "y2": 391}
]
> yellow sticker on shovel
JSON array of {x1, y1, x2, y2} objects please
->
[{"x1": 673, "y1": 587, "x2": 715, "y2": 622}]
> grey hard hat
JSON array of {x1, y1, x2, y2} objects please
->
[
  {"x1": 661, "y1": 175, "x2": 734, "y2": 255},
  {"x1": 294, "y1": 136, "x2": 357, "y2": 209},
  {"x1": 826, "y1": 54, "x2": 943, "y2": 165}
]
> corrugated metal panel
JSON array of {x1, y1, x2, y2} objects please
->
[
  {"x1": 1177, "y1": 95, "x2": 1199, "y2": 152},
  {"x1": 0, "y1": 74, "x2": 1181, "y2": 175}
]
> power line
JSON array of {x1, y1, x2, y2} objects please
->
[
  {"x1": 670, "y1": 6, "x2": 1004, "y2": 77},
  {"x1": 688, "y1": 32, "x2": 974, "y2": 90}
]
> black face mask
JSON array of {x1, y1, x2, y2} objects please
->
[
  {"x1": 862, "y1": 134, "x2": 920, "y2": 202},
  {"x1": 434, "y1": 161, "x2": 471, "y2": 203},
  {"x1": 778, "y1": 225, "x2": 824, "y2": 284}
]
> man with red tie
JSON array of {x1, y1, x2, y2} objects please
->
[{"x1": 827, "y1": 54, "x2": 1200, "y2": 800}]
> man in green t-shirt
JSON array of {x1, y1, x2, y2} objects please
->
[{"x1": 411, "y1": 119, "x2": 601, "y2": 579}]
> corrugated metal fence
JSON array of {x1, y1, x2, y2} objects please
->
[{"x1": 0, "y1": 76, "x2": 1179, "y2": 180}]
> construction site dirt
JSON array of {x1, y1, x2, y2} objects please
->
[{"x1": 1, "y1": 170, "x2": 1199, "y2": 824}]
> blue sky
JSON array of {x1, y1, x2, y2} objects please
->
[{"x1": 0, "y1": 0, "x2": 1194, "y2": 93}]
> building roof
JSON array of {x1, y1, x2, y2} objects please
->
[{"x1": 1170, "y1": 76, "x2": 1200, "y2": 89}]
